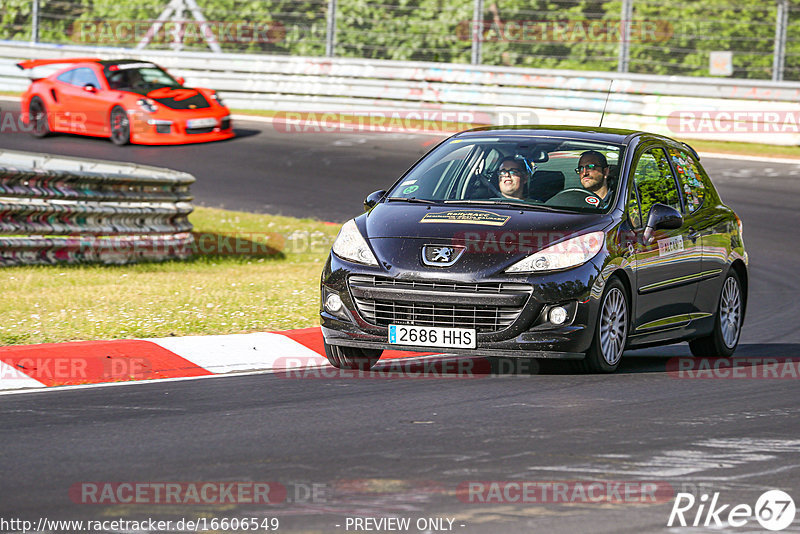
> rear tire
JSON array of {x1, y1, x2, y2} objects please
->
[
  {"x1": 579, "y1": 278, "x2": 628, "y2": 373},
  {"x1": 323, "y1": 342, "x2": 382, "y2": 370},
  {"x1": 28, "y1": 97, "x2": 50, "y2": 138},
  {"x1": 689, "y1": 271, "x2": 743, "y2": 357},
  {"x1": 109, "y1": 106, "x2": 130, "y2": 145}
]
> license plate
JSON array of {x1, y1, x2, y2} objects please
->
[
  {"x1": 187, "y1": 117, "x2": 217, "y2": 128},
  {"x1": 388, "y1": 324, "x2": 476, "y2": 349}
]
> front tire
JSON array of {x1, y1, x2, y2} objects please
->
[
  {"x1": 689, "y1": 271, "x2": 743, "y2": 357},
  {"x1": 580, "y1": 278, "x2": 628, "y2": 373},
  {"x1": 109, "y1": 106, "x2": 130, "y2": 145},
  {"x1": 28, "y1": 97, "x2": 50, "y2": 138},
  {"x1": 324, "y1": 342, "x2": 382, "y2": 370}
]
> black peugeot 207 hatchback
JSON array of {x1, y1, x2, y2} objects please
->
[{"x1": 320, "y1": 126, "x2": 748, "y2": 373}]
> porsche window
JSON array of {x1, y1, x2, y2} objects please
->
[
  {"x1": 106, "y1": 66, "x2": 179, "y2": 90},
  {"x1": 387, "y1": 137, "x2": 624, "y2": 212},
  {"x1": 57, "y1": 68, "x2": 99, "y2": 88}
]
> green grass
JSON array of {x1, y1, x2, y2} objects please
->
[{"x1": 0, "y1": 207, "x2": 340, "y2": 345}]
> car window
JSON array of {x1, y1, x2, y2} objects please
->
[
  {"x1": 106, "y1": 65, "x2": 179, "y2": 90},
  {"x1": 387, "y1": 137, "x2": 623, "y2": 213},
  {"x1": 668, "y1": 147, "x2": 707, "y2": 214},
  {"x1": 56, "y1": 69, "x2": 75, "y2": 84},
  {"x1": 627, "y1": 181, "x2": 642, "y2": 228},
  {"x1": 70, "y1": 68, "x2": 100, "y2": 88},
  {"x1": 632, "y1": 147, "x2": 681, "y2": 220}
]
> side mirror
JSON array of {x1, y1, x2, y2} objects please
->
[
  {"x1": 643, "y1": 203, "x2": 682, "y2": 243},
  {"x1": 83, "y1": 83, "x2": 97, "y2": 93},
  {"x1": 364, "y1": 190, "x2": 386, "y2": 212},
  {"x1": 176, "y1": 76, "x2": 186, "y2": 86}
]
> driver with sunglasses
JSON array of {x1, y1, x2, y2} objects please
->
[{"x1": 576, "y1": 150, "x2": 611, "y2": 204}]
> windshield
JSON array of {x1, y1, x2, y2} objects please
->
[
  {"x1": 105, "y1": 64, "x2": 180, "y2": 91},
  {"x1": 388, "y1": 136, "x2": 624, "y2": 213}
]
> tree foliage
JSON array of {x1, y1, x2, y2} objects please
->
[{"x1": 1, "y1": 0, "x2": 798, "y2": 80}]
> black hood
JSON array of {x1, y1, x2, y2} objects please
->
[
  {"x1": 363, "y1": 203, "x2": 604, "y2": 248},
  {"x1": 133, "y1": 87, "x2": 211, "y2": 109},
  {"x1": 355, "y1": 203, "x2": 609, "y2": 277}
]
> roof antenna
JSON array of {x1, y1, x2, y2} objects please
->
[{"x1": 599, "y1": 79, "x2": 614, "y2": 128}]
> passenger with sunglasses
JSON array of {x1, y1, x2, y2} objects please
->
[
  {"x1": 576, "y1": 150, "x2": 611, "y2": 201},
  {"x1": 496, "y1": 156, "x2": 529, "y2": 200}
]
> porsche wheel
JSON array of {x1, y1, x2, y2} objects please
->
[
  {"x1": 109, "y1": 106, "x2": 130, "y2": 145},
  {"x1": 580, "y1": 278, "x2": 628, "y2": 373},
  {"x1": 28, "y1": 97, "x2": 50, "y2": 138},
  {"x1": 689, "y1": 271, "x2": 743, "y2": 357},
  {"x1": 323, "y1": 342, "x2": 382, "y2": 370}
]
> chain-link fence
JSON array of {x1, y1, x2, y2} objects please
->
[{"x1": 3, "y1": 0, "x2": 800, "y2": 81}]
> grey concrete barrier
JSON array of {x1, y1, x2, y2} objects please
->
[{"x1": 0, "y1": 149, "x2": 196, "y2": 265}]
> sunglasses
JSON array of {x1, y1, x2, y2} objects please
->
[
  {"x1": 575, "y1": 164, "x2": 605, "y2": 174},
  {"x1": 498, "y1": 168, "x2": 523, "y2": 177}
]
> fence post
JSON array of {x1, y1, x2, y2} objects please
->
[
  {"x1": 471, "y1": 0, "x2": 483, "y2": 65},
  {"x1": 31, "y1": 0, "x2": 39, "y2": 43},
  {"x1": 618, "y1": 0, "x2": 632, "y2": 73},
  {"x1": 326, "y1": 0, "x2": 337, "y2": 57},
  {"x1": 773, "y1": 0, "x2": 788, "y2": 82}
]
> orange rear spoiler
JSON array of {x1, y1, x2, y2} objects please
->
[{"x1": 16, "y1": 57, "x2": 101, "y2": 70}]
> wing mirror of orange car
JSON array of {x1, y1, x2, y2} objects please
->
[
  {"x1": 642, "y1": 203, "x2": 683, "y2": 244},
  {"x1": 83, "y1": 83, "x2": 98, "y2": 93},
  {"x1": 176, "y1": 76, "x2": 186, "y2": 86}
]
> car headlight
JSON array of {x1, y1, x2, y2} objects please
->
[
  {"x1": 332, "y1": 219, "x2": 379, "y2": 266},
  {"x1": 505, "y1": 231, "x2": 604, "y2": 273},
  {"x1": 137, "y1": 98, "x2": 158, "y2": 113}
]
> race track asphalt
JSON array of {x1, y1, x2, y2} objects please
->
[{"x1": 2, "y1": 112, "x2": 800, "y2": 533}]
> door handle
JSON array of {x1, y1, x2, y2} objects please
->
[{"x1": 687, "y1": 227, "x2": 700, "y2": 241}]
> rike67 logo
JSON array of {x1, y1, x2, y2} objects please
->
[{"x1": 668, "y1": 490, "x2": 796, "y2": 531}]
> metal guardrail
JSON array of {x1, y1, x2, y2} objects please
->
[
  {"x1": 0, "y1": 149, "x2": 195, "y2": 265},
  {"x1": 3, "y1": 40, "x2": 800, "y2": 144}
]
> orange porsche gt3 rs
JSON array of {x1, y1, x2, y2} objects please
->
[{"x1": 17, "y1": 58, "x2": 234, "y2": 145}]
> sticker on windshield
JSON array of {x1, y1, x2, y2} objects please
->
[
  {"x1": 420, "y1": 210, "x2": 510, "y2": 226},
  {"x1": 585, "y1": 196, "x2": 600, "y2": 206},
  {"x1": 402, "y1": 185, "x2": 419, "y2": 194},
  {"x1": 401, "y1": 180, "x2": 417, "y2": 186}
]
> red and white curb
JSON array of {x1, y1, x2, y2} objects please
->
[{"x1": 0, "y1": 327, "x2": 430, "y2": 392}]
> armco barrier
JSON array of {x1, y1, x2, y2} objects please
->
[
  {"x1": 3, "y1": 40, "x2": 800, "y2": 144},
  {"x1": 0, "y1": 149, "x2": 195, "y2": 265}
]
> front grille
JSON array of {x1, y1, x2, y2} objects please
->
[
  {"x1": 186, "y1": 126, "x2": 215, "y2": 134},
  {"x1": 348, "y1": 275, "x2": 532, "y2": 333}
]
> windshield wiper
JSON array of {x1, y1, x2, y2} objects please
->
[{"x1": 386, "y1": 197, "x2": 437, "y2": 204}]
